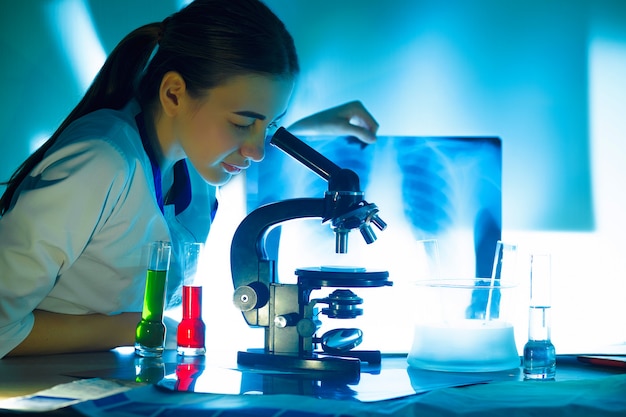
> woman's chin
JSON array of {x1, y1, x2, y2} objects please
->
[
  {"x1": 192, "y1": 167, "x2": 231, "y2": 186},
  {"x1": 207, "y1": 174, "x2": 233, "y2": 187}
]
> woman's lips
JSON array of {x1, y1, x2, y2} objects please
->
[{"x1": 222, "y1": 162, "x2": 243, "y2": 174}]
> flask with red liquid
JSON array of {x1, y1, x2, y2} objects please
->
[{"x1": 177, "y1": 242, "x2": 206, "y2": 356}]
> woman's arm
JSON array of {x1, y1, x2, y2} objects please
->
[
  {"x1": 0, "y1": 139, "x2": 141, "y2": 358},
  {"x1": 6, "y1": 310, "x2": 140, "y2": 357}
]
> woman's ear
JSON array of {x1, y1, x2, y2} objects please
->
[{"x1": 159, "y1": 71, "x2": 187, "y2": 117}]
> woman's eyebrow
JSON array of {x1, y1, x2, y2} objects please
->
[{"x1": 234, "y1": 110, "x2": 267, "y2": 120}]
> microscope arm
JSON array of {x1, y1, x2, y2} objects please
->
[{"x1": 231, "y1": 198, "x2": 326, "y2": 327}]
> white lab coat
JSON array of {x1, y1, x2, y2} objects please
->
[{"x1": 0, "y1": 101, "x2": 216, "y2": 358}]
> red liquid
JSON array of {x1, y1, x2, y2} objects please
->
[
  {"x1": 175, "y1": 360, "x2": 204, "y2": 391},
  {"x1": 177, "y1": 286, "x2": 206, "y2": 352}
]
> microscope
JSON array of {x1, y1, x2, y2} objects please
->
[{"x1": 230, "y1": 127, "x2": 391, "y2": 379}]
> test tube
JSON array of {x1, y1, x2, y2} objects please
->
[
  {"x1": 135, "y1": 241, "x2": 171, "y2": 357},
  {"x1": 177, "y1": 242, "x2": 206, "y2": 356},
  {"x1": 523, "y1": 253, "x2": 556, "y2": 380}
]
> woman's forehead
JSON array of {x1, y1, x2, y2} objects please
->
[{"x1": 208, "y1": 74, "x2": 294, "y2": 118}]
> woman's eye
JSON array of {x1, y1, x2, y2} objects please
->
[
  {"x1": 230, "y1": 118, "x2": 256, "y2": 130},
  {"x1": 232, "y1": 121, "x2": 255, "y2": 131}
]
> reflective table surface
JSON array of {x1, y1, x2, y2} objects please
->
[{"x1": 1, "y1": 348, "x2": 625, "y2": 416}]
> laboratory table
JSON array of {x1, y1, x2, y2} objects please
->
[{"x1": 0, "y1": 348, "x2": 625, "y2": 416}]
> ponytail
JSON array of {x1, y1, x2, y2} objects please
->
[{"x1": 0, "y1": 23, "x2": 161, "y2": 215}]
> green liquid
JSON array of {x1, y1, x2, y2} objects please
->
[
  {"x1": 134, "y1": 357, "x2": 165, "y2": 383},
  {"x1": 135, "y1": 269, "x2": 167, "y2": 349}
]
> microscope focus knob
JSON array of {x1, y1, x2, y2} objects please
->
[
  {"x1": 233, "y1": 282, "x2": 269, "y2": 312},
  {"x1": 274, "y1": 313, "x2": 299, "y2": 328},
  {"x1": 296, "y1": 318, "x2": 318, "y2": 337}
]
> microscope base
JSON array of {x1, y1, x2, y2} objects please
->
[{"x1": 237, "y1": 349, "x2": 366, "y2": 382}]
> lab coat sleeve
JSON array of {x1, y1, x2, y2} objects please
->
[{"x1": 0, "y1": 139, "x2": 132, "y2": 358}]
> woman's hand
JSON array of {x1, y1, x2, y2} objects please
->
[{"x1": 287, "y1": 100, "x2": 379, "y2": 145}]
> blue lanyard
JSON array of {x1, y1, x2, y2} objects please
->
[{"x1": 136, "y1": 112, "x2": 216, "y2": 220}]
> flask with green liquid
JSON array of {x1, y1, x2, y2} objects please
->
[{"x1": 135, "y1": 241, "x2": 171, "y2": 357}]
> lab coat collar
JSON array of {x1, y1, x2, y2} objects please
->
[{"x1": 135, "y1": 112, "x2": 192, "y2": 215}]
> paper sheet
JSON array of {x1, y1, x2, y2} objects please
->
[{"x1": 0, "y1": 378, "x2": 140, "y2": 412}]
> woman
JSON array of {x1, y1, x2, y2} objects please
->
[{"x1": 0, "y1": 0, "x2": 378, "y2": 358}]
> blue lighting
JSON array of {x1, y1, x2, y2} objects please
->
[{"x1": 44, "y1": 0, "x2": 107, "y2": 93}]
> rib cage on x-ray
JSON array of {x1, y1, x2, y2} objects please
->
[
  {"x1": 246, "y1": 135, "x2": 502, "y2": 283},
  {"x1": 393, "y1": 137, "x2": 502, "y2": 278}
]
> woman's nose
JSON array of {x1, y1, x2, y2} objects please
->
[{"x1": 240, "y1": 133, "x2": 265, "y2": 163}]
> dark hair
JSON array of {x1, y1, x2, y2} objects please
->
[{"x1": 0, "y1": 0, "x2": 298, "y2": 215}]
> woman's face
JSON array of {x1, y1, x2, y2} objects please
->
[{"x1": 169, "y1": 74, "x2": 294, "y2": 186}]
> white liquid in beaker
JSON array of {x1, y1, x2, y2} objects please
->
[{"x1": 407, "y1": 319, "x2": 520, "y2": 372}]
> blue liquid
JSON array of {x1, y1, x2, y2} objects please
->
[{"x1": 523, "y1": 339, "x2": 556, "y2": 380}]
